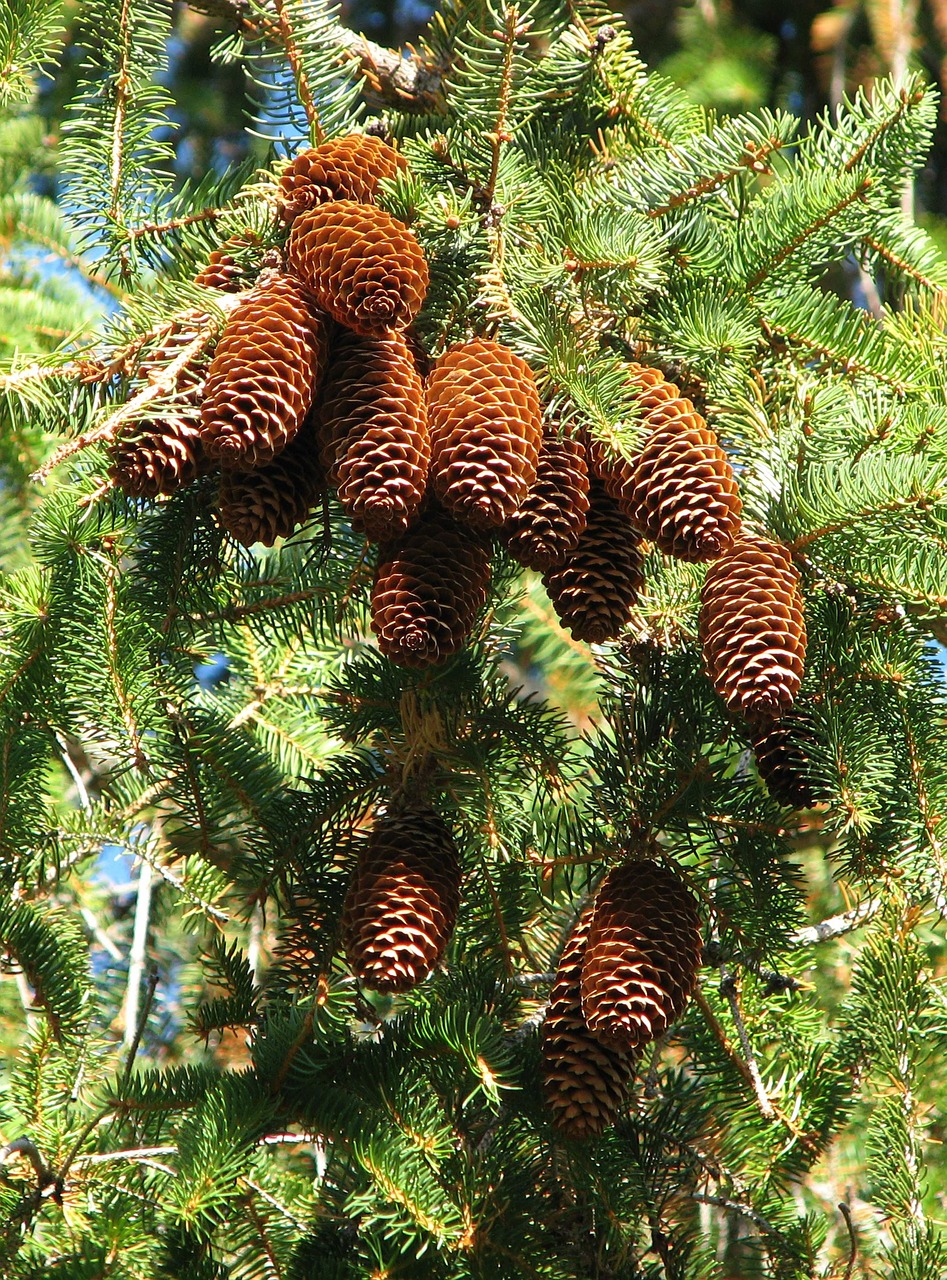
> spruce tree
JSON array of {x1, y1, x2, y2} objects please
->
[{"x1": 2, "y1": 1, "x2": 947, "y2": 1277}]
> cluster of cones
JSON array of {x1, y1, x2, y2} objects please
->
[
  {"x1": 336, "y1": 803, "x2": 703, "y2": 1141},
  {"x1": 107, "y1": 134, "x2": 810, "y2": 792}
]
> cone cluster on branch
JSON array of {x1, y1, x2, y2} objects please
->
[
  {"x1": 542, "y1": 856, "x2": 702, "y2": 1138},
  {"x1": 342, "y1": 804, "x2": 461, "y2": 993},
  {"x1": 109, "y1": 138, "x2": 809, "y2": 750}
]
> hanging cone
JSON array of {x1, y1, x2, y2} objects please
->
[
  {"x1": 580, "y1": 859, "x2": 702, "y2": 1053},
  {"x1": 751, "y1": 716, "x2": 817, "y2": 809},
  {"x1": 200, "y1": 274, "x2": 330, "y2": 469},
  {"x1": 588, "y1": 364, "x2": 741, "y2": 561},
  {"x1": 585, "y1": 363, "x2": 678, "y2": 501},
  {"x1": 342, "y1": 805, "x2": 461, "y2": 993},
  {"x1": 216, "y1": 418, "x2": 324, "y2": 546},
  {"x1": 503, "y1": 428, "x2": 590, "y2": 570},
  {"x1": 193, "y1": 235, "x2": 257, "y2": 292},
  {"x1": 541, "y1": 483, "x2": 645, "y2": 643},
  {"x1": 700, "y1": 533, "x2": 806, "y2": 723},
  {"x1": 278, "y1": 134, "x2": 408, "y2": 224},
  {"x1": 109, "y1": 319, "x2": 212, "y2": 498},
  {"x1": 427, "y1": 339, "x2": 543, "y2": 530},
  {"x1": 286, "y1": 201, "x2": 428, "y2": 337},
  {"x1": 318, "y1": 330, "x2": 429, "y2": 540},
  {"x1": 541, "y1": 908, "x2": 638, "y2": 1139},
  {"x1": 371, "y1": 508, "x2": 491, "y2": 667}
]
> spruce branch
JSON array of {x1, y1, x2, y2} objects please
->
[
  {"x1": 745, "y1": 177, "x2": 873, "y2": 292},
  {"x1": 272, "y1": 0, "x2": 326, "y2": 144}
]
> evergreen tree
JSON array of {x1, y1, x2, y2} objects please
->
[{"x1": 3, "y1": 1, "x2": 947, "y2": 1276}]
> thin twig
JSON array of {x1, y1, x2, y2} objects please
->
[
  {"x1": 788, "y1": 899, "x2": 880, "y2": 947},
  {"x1": 692, "y1": 1192, "x2": 776, "y2": 1235},
  {"x1": 273, "y1": 0, "x2": 324, "y2": 143},
  {"x1": 122, "y1": 866, "x2": 155, "y2": 1051},
  {"x1": 719, "y1": 970, "x2": 774, "y2": 1119},
  {"x1": 838, "y1": 1201, "x2": 858, "y2": 1280}
]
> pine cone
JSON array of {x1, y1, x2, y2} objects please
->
[
  {"x1": 427, "y1": 339, "x2": 543, "y2": 530},
  {"x1": 318, "y1": 330, "x2": 429, "y2": 540},
  {"x1": 109, "y1": 319, "x2": 211, "y2": 498},
  {"x1": 503, "y1": 428, "x2": 590, "y2": 570},
  {"x1": 751, "y1": 716, "x2": 817, "y2": 809},
  {"x1": 700, "y1": 534, "x2": 806, "y2": 723},
  {"x1": 286, "y1": 201, "x2": 428, "y2": 337},
  {"x1": 278, "y1": 135, "x2": 408, "y2": 224},
  {"x1": 541, "y1": 484, "x2": 645, "y2": 643},
  {"x1": 581, "y1": 859, "x2": 702, "y2": 1053},
  {"x1": 541, "y1": 909, "x2": 637, "y2": 1139},
  {"x1": 193, "y1": 235, "x2": 257, "y2": 291},
  {"x1": 589, "y1": 364, "x2": 741, "y2": 561},
  {"x1": 216, "y1": 419, "x2": 324, "y2": 546},
  {"x1": 342, "y1": 806, "x2": 461, "y2": 993},
  {"x1": 371, "y1": 508, "x2": 491, "y2": 667},
  {"x1": 200, "y1": 274, "x2": 330, "y2": 469}
]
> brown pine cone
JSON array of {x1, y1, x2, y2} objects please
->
[
  {"x1": 286, "y1": 201, "x2": 428, "y2": 337},
  {"x1": 200, "y1": 274, "x2": 330, "y2": 469},
  {"x1": 216, "y1": 419, "x2": 324, "y2": 546},
  {"x1": 110, "y1": 319, "x2": 212, "y2": 498},
  {"x1": 371, "y1": 508, "x2": 491, "y2": 667},
  {"x1": 318, "y1": 330, "x2": 429, "y2": 541},
  {"x1": 193, "y1": 235, "x2": 257, "y2": 292},
  {"x1": 700, "y1": 533, "x2": 806, "y2": 723},
  {"x1": 589, "y1": 364, "x2": 741, "y2": 561},
  {"x1": 342, "y1": 805, "x2": 461, "y2": 993},
  {"x1": 541, "y1": 483, "x2": 645, "y2": 643},
  {"x1": 581, "y1": 859, "x2": 702, "y2": 1053},
  {"x1": 503, "y1": 428, "x2": 589, "y2": 570},
  {"x1": 278, "y1": 135, "x2": 408, "y2": 224},
  {"x1": 542, "y1": 908, "x2": 638, "y2": 1139},
  {"x1": 751, "y1": 716, "x2": 817, "y2": 809},
  {"x1": 427, "y1": 339, "x2": 543, "y2": 530}
]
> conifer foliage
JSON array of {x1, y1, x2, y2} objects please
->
[{"x1": 3, "y1": 0, "x2": 947, "y2": 1276}]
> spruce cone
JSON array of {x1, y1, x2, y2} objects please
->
[
  {"x1": 193, "y1": 235, "x2": 256, "y2": 292},
  {"x1": 581, "y1": 859, "x2": 702, "y2": 1053},
  {"x1": 278, "y1": 135, "x2": 408, "y2": 224},
  {"x1": 109, "y1": 320, "x2": 211, "y2": 498},
  {"x1": 700, "y1": 534, "x2": 806, "y2": 723},
  {"x1": 427, "y1": 339, "x2": 543, "y2": 530},
  {"x1": 216, "y1": 420, "x2": 324, "y2": 546},
  {"x1": 318, "y1": 330, "x2": 429, "y2": 540},
  {"x1": 200, "y1": 274, "x2": 330, "y2": 469},
  {"x1": 588, "y1": 364, "x2": 741, "y2": 561},
  {"x1": 541, "y1": 484, "x2": 645, "y2": 643},
  {"x1": 503, "y1": 428, "x2": 590, "y2": 570},
  {"x1": 541, "y1": 909, "x2": 637, "y2": 1139},
  {"x1": 342, "y1": 806, "x2": 461, "y2": 993},
  {"x1": 751, "y1": 717, "x2": 817, "y2": 809},
  {"x1": 286, "y1": 201, "x2": 428, "y2": 337},
  {"x1": 371, "y1": 508, "x2": 491, "y2": 667}
]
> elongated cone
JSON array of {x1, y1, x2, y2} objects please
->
[
  {"x1": 542, "y1": 909, "x2": 638, "y2": 1139},
  {"x1": 342, "y1": 806, "x2": 461, "y2": 993},
  {"x1": 589, "y1": 364, "x2": 741, "y2": 561},
  {"x1": 581, "y1": 859, "x2": 702, "y2": 1053},
  {"x1": 541, "y1": 483, "x2": 644, "y2": 643},
  {"x1": 585, "y1": 364, "x2": 678, "y2": 499},
  {"x1": 700, "y1": 533, "x2": 806, "y2": 723},
  {"x1": 200, "y1": 274, "x2": 330, "y2": 469},
  {"x1": 318, "y1": 330, "x2": 429, "y2": 540},
  {"x1": 194, "y1": 234, "x2": 257, "y2": 291},
  {"x1": 751, "y1": 716, "x2": 817, "y2": 809},
  {"x1": 427, "y1": 339, "x2": 543, "y2": 530},
  {"x1": 286, "y1": 201, "x2": 428, "y2": 337},
  {"x1": 216, "y1": 419, "x2": 324, "y2": 546},
  {"x1": 371, "y1": 508, "x2": 491, "y2": 667},
  {"x1": 109, "y1": 319, "x2": 212, "y2": 498},
  {"x1": 503, "y1": 428, "x2": 590, "y2": 570},
  {"x1": 278, "y1": 135, "x2": 408, "y2": 224}
]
